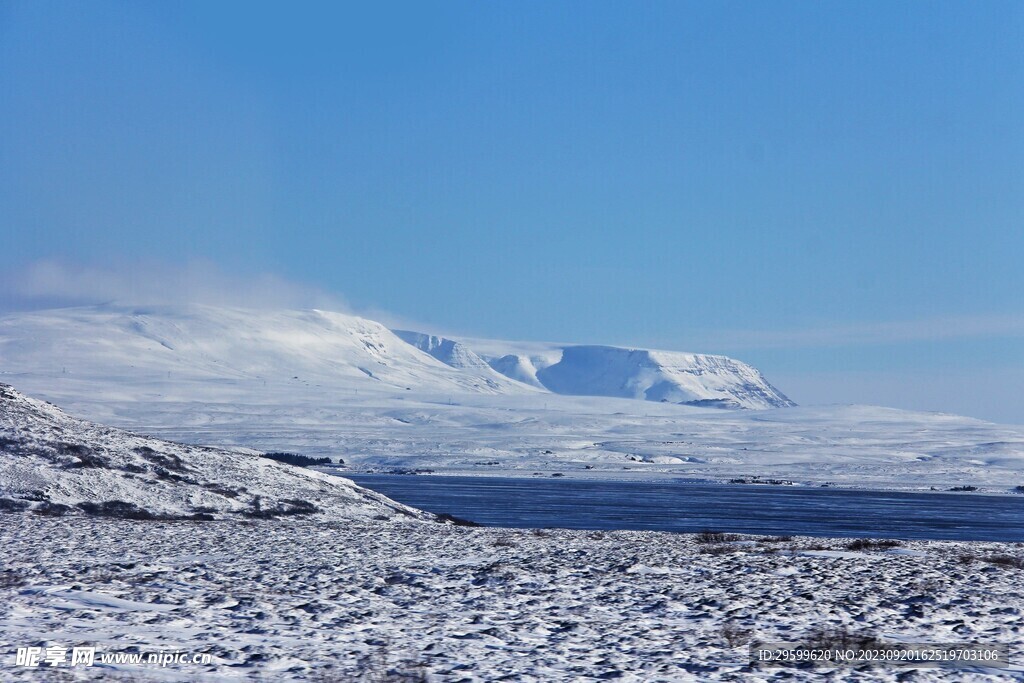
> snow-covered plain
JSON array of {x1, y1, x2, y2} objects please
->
[
  {"x1": 1, "y1": 304, "x2": 1023, "y2": 492},
  {"x1": 2, "y1": 516, "x2": 1022, "y2": 681}
]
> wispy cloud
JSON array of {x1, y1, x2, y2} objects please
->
[
  {"x1": 0, "y1": 259, "x2": 349, "y2": 312},
  {"x1": 698, "y1": 314, "x2": 1024, "y2": 350}
]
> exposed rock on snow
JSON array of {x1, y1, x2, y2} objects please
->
[{"x1": 0, "y1": 384, "x2": 424, "y2": 522}]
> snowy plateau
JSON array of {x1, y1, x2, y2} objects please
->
[
  {"x1": 0, "y1": 304, "x2": 1022, "y2": 492},
  {"x1": 1, "y1": 305, "x2": 1024, "y2": 682}
]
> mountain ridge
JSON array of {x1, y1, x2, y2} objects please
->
[{"x1": 0, "y1": 304, "x2": 791, "y2": 410}]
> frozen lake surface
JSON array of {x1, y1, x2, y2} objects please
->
[{"x1": 345, "y1": 474, "x2": 1024, "y2": 542}]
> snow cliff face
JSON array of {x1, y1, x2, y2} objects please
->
[
  {"x1": 535, "y1": 346, "x2": 795, "y2": 409},
  {"x1": 0, "y1": 384, "x2": 425, "y2": 521},
  {"x1": 392, "y1": 331, "x2": 495, "y2": 373},
  {"x1": 487, "y1": 354, "x2": 546, "y2": 388}
]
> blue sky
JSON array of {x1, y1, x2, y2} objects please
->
[{"x1": 1, "y1": 1, "x2": 1022, "y2": 422}]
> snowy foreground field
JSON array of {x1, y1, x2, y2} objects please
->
[{"x1": 2, "y1": 516, "x2": 1022, "y2": 682}]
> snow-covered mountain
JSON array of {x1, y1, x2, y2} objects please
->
[
  {"x1": 394, "y1": 333, "x2": 794, "y2": 410},
  {"x1": 0, "y1": 383, "x2": 425, "y2": 521},
  {"x1": 0, "y1": 304, "x2": 790, "y2": 410}
]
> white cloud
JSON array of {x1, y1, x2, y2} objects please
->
[{"x1": 0, "y1": 259, "x2": 349, "y2": 312}]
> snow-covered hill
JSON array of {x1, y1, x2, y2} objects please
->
[
  {"x1": 0, "y1": 384, "x2": 425, "y2": 521},
  {"x1": 0, "y1": 304, "x2": 533, "y2": 400}
]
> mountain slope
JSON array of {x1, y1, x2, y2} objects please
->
[
  {"x1": 0, "y1": 384, "x2": 425, "y2": 521},
  {"x1": 0, "y1": 304, "x2": 533, "y2": 399}
]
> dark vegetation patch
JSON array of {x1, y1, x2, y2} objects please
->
[
  {"x1": 0, "y1": 570, "x2": 27, "y2": 589},
  {"x1": 434, "y1": 512, "x2": 481, "y2": 527},
  {"x1": 0, "y1": 436, "x2": 56, "y2": 460},
  {"x1": 135, "y1": 446, "x2": 189, "y2": 472},
  {"x1": 33, "y1": 501, "x2": 72, "y2": 516},
  {"x1": 151, "y1": 467, "x2": 199, "y2": 485},
  {"x1": 77, "y1": 500, "x2": 158, "y2": 520},
  {"x1": 981, "y1": 554, "x2": 1024, "y2": 569},
  {"x1": 695, "y1": 530, "x2": 742, "y2": 544},
  {"x1": 948, "y1": 485, "x2": 978, "y2": 492},
  {"x1": 186, "y1": 512, "x2": 216, "y2": 521},
  {"x1": 56, "y1": 442, "x2": 91, "y2": 457},
  {"x1": 0, "y1": 436, "x2": 28, "y2": 454},
  {"x1": 729, "y1": 476, "x2": 795, "y2": 485},
  {"x1": 0, "y1": 497, "x2": 30, "y2": 512},
  {"x1": 241, "y1": 496, "x2": 320, "y2": 519},
  {"x1": 74, "y1": 500, "x2": 213, "y2": 521},
  {"x1": 202, "y1": 482, "x2": 244, "y2": 498},
  {"x1": 700, "y1": 544, "x2": 739, "y2": 556},
  {"x1": 261, "y1": 452, "x2": 333, "y2": 467},
  {"x1": 60, "y1": 444, "x2": 111, "y2": 469},
  {"x1": 757, "y1": 535, "x2": 794, "y2": 544}
]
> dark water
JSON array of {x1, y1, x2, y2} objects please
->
[{"x1": 343, "y1": 474, "x2": 1024, "y2": 542}]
